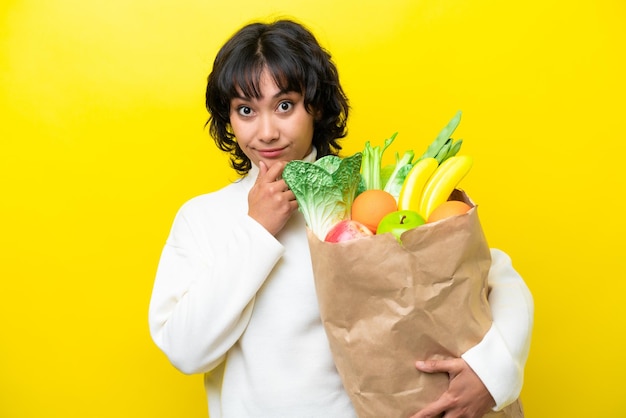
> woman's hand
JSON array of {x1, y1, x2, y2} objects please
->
[
  {"x1": 248, "y1": 161, "x2": 299, "y2": 236},
  {"x1": 409, "y1": 358, "x2": 495, "y2": 418}
]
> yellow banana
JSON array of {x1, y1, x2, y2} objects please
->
[
  {"x1": 419, "y1": 155, "x2": 473, "y2": 219},
  {"x1": 397, "y1": 157, "x2": 438, "y2": 212}
]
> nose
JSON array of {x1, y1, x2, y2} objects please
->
[{"x1": 258, "y1": 114, "x2": 279, "y2": 143}]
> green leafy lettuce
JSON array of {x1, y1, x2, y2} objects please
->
[{"x1": 282, "y1": 152, "x2": 363, "y2": 240}]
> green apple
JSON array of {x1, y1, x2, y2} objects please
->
[{"x1": 376, "y1": 210, "x2": 425, "y2": 241}]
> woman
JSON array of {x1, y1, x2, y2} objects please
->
[{"x1": 149, "y1": 19, "x2": 534, "y2": 418}]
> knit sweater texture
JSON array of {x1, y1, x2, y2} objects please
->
[{"x1": 149, "y1": 156, "x2": 534, "y2": 418}]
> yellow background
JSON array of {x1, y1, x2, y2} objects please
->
[{"x1": 1, "y1": 0, "x2": 625, "y2": 417}]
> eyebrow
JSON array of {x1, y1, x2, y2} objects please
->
[{"x1": 232, "y1": 88, "x2": 299, "y2": 102}]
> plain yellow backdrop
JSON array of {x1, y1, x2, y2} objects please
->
[{"x1": 1, "y1": 0, "x2": 625, "y2": 417}]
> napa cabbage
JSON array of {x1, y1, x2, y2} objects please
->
[{"x1": 282, "y1": 152, "x2": 363, "y2": 240}]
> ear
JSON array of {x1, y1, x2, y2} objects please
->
[{"x1": 311, "y1": 107, "x2": 323, "y2": 121}]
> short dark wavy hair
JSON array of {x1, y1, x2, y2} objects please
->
[{"x1": 205, "y1": 19, "x2": 350, "y2": 175}]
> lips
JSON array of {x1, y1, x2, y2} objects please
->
[{"x1": 257, "y1": 147, "x2": 286, "y2": 159}]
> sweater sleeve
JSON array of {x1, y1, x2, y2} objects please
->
[
  {"x1": 461, "y1": 249, "x2": 534, "y2": 410},
  {"x1": 148, "y1": 200, "x2": 284, "y2": 375}
]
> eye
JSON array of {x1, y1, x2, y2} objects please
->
[
  {"x1": 277, "y1": 101, "x2": 293, "y2": 113},
  {"x1": 237, "y1": 106, "x2": 253, "y2": 117}
]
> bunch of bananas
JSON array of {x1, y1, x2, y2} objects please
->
[{"x1": 397, "y1": 111, "x2": 473, "y2": 219}]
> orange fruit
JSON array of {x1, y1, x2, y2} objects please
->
[
  {"x1": 351, "y1": 189, "x2": 398, "y2": 233},
  {"x1": 426, "y1": 200, "x2": 472, "y2": 223}
]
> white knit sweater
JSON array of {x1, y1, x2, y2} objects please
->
[{"x1": 149, "y1": 157, "x2": 534, "y2": 418}]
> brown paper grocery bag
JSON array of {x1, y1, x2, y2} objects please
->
[{"x1": 307, "y1": 191, "x2": 523, "y2": 418}]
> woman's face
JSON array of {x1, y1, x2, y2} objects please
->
[{"x1": 229, "y1": 69, "x2": 315, "y2": 169}]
